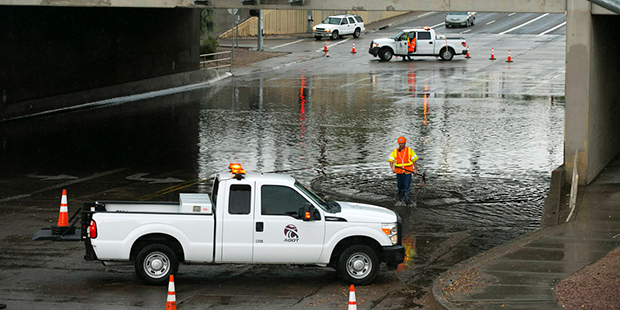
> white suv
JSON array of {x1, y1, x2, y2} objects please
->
[{"x1": 313, "y1": 14, "x2": 365, "y2": 40}]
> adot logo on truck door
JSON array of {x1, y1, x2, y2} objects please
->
[{"x1": 283, "y1": 224, "x2": 299, "y2": 242}]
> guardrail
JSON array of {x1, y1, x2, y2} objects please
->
[{"x1": 200, "y1": 51, "x2": 232, "y2": 72}]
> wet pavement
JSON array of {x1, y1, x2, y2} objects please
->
[
  {"x1": 0, "y1": 13, "x2": 572, "y2": 310},
  {"x1": 432, "y1": 156, "x2": 620, "y2": 309}
]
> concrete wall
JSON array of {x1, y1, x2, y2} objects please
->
[
  {"x1": 565, "y1": 0, "x2": 620, "y2": 184},
  {"x1": 0, "y1": 6, "x2": 200, "y2": 109},
  {"x1": 218, "y1": 10, "x2": 409, "y2": 38}
]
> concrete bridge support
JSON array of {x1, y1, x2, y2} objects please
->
[{"x1": 565, "y1": 0, "x2": 620, "y2": 184}]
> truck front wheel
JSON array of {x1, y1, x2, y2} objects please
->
[
  {"x1": 379, "y1": 47, "x2": 393, "y2": 61},
  {"x1": 135, "y1": 244, "x2": 179, "y2": 286},
  {"x1": 337, "y1": 244, "x2": 379, "y2": 285}
]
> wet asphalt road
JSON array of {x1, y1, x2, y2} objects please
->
[{"x1": 0, "y1": 12, "x2": 565, "y2": 309}]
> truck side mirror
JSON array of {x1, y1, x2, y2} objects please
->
[{"x1": 301, "y1": 203, "x2": 315, "y2": 221}]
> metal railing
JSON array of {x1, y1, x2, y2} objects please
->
[{"x1": 199, "y1": 51, "x2": 232, "y2": 72}]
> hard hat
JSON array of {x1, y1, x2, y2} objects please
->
[{"x1": 397, "y1": 136, "x2": 406, "y2": 143}]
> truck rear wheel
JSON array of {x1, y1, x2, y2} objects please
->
[
  {"x1": 135, "y1": 244, "x2": 179, "y2": 286},
  {"x1": 379, "y1": 47, "x2": 393, "y2": 61},
  {"x1": 337, "y1": 244, "x2": 379, "y2": 285},
  {"x1": 440, "y1": 48, "x2": 454, "y2": 61}
]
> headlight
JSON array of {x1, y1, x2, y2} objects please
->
[
  {"x1": 326, "y1": 29, "x2": 331, "y2": 33},
  {"x1": 382, "y1": 223, "x2": 398, "y2": 245},
  {"x1": 373, "y1": 43, "x2": 379, "y2": 48}
]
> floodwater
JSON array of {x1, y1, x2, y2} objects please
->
[{"x1": 0, "y1": 62, "x2": 564, "y2": 269}]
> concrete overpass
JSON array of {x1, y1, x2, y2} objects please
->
[{"x1": 0, "y1": 0, "x2": 618, "y2": 186}]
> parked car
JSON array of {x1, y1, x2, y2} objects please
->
[
  {"x1": 313, "y1": 14, "x2": 365, "y2": 40},
  {"x1": 445, "y1": 12, "x2": 476, "y2": 28}
]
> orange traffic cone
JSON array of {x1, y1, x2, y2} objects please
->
[
  {"x1": 166, "y1": 275, "x2": 176, "y2": 310},
  {"x1": 351, "y1": 41, "x2": 356, "y2": 53},
  {"x1": 324, "y1": 40, "x2": 328, "y2": 52},
  {"x1": 489, "y1": 47, "x2": 496, "y2": 60},
  {"x1": 506, "y1": 50, "x2": 513, "y2": 62},
  {"x1": 465, "y1": 46, "x2": 471, "y2": 59},
  {"x1": 51, "y1": 189, "x2": 73, "y2": 235},
  {"x1": 348, "y1": 284, "x2": 357, "y2": 310},
  {"x1": 57, "y1": 189, "x2": 69, "y2": 227}
]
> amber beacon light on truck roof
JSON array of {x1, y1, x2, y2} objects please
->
[{"x1": 229, "y1": 163, "x2": 246, "y2": 179}]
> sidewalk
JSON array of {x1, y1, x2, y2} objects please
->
[{"x1": 432, "y1": 156, "x2": 620, "y2": 309}]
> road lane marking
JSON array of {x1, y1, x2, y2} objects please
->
[
  {"x1": 538, "y1": 21, "x2": 567, "y2": 36},
  {"x1": 271, "y1": 39, "x2": 304, "y2": 50},
  {"x1": 486, "y1": 20, "x2": 496, "y2": 25},
  {"x1": 0, "y1": 168, "x2": 128, "y2": 203},
  {"x1": 431, "y1": 22, "x2": 445, "y2": 28},
  {"x1": 460, "y1": 29, "x2": 472, "y2": 34},
  {"x1": 127, "y1": 173, "x2": 184, "y2": 184},
  {"x1": 499, "y1": 13, "x2": 549, "y2": 35},
  {"x1": 508, "y1": 12, "x2": 516, "y2": 16},
  {"x1": 315, "y1": 38, "x2": 351, "y2": 53},
  {"x1": 418, "y1": 12, "x2": 436, "y2": 18}
]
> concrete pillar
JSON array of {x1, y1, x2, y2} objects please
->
[{"x1": 565, "y1": 0, "x2": 620, "y2": 184}]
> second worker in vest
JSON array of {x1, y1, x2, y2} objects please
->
[{"x1": 389, "y1": 136, "x2": 419, "y2": 206}]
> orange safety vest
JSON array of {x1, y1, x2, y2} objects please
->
[
  {"x1": 389, "y1": 147, "x2": 418, "y2": 174},
  {"x1": 408, "y1": 37, "x2": 416, "y2": 53}
]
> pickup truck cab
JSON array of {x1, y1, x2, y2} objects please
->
[
  {"x1": 369, "y1": 27, "x2": 467, "y2": 61},
  {"x1": 83, "y1": 164, "x2": 405, "y2": 285},
  {"x1": 313, "y1": 14, "x2": 365, "y2": 40}
]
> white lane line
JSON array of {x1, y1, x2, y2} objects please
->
[
  {"x1": 486, "y1": 20, "x2": 496, "y2": 25},
  {"x1": 499, "y1": 13, "x2": 550, "y2": 35},
  {"x1": 271, "y1": 39, "x2": 304, "y2": 50},
  {"x1": 418, "y1": 12, "x2": 436, "y2": 18},
  {"x1": 538, "y1": 21, "x2": 567, "y2": 36},
  {"x1": 613, "y1": 233, "x2": 620, "y2": 239},
  {"x1": 431, "y1": 22, "x2": 445, "y2": 28},
  {"x1": 460, "y1": 29, "x2": 472, "y2": 34},
  {"x1": 315, "y1": 38, "x2": 351, "y2": 53},
  {"x1": 508, "y1": 12, "x2": 516, "y2": 16},
  {"x1": 0, "y1": 168, "x2": 129, "y2": 203}
]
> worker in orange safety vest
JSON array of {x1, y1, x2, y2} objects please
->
[
  {"x1": 406, "y1": 34, "x2": 416, "y2": 61},
  {"x1": 389, "y1": 136, "x2": 419, "y2": 206}
]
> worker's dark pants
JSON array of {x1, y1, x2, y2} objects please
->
[{"x1": 396, "y1": 173, "x2": 412, "y2": 204}]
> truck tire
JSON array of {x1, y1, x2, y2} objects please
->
[
  {"x1": 330, "y1": 30, "x2": 339, "y2": 40},
  {"x1": 135, "y1": 244, "x2": 179, "y2": 286},
  {"x1": 379, "y1": 47, "x2": 393, "y2": 61},
  {"x1": 353, "y1": 28, "x2": 361, "y2": 38},
  {"x1": 337, "y1": 244, "x2": 379, "y2": 285},
  {"x1": 440, "y1": 48, "x2": 454, "y2": 61}
]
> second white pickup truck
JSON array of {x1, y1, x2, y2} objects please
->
[
  {"x1": 81, "y1": 164, "x2": 405, "y2": 285},
  {"x1": 369, "y1": 27, "x2": 468, "y2": 61}
]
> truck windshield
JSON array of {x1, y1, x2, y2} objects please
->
[
  {"x1": 448, "y1": 12, "x2": 467, "y2": 15},
  {"x1": 294, "y1": 181, "x2": 330, "y2": 211},
  {"x1": 392, "y1": 31, "x2": 406, "y2": 40},
  {"x1": 322, "y1": 17, "x2": 342, "y2": 25}
]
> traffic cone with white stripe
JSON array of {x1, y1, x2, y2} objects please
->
[
  {"x1": 506, "y1": 50, "x2": 513, "y2": 62},
  {"x1": 489, "y1": 47, "x2": 496, "y2": 60},
  {"x1": 166, "y1": 275, "x2": 176, "y2": 310},
  {"x1": 465, "y1": 46, "x2": 471, "y2": 59},
  {"x1": 324, "y1": 40, "x2": 328, "y2": 52},
  {"x1": 51, "y1": 189, "x2": 73, "y2": 235},
  {"x1": 351, "y1": 42, "x2": 356, "y2": 53},
  {"x1": 348, "y1": 284, "x2": 357, "y2": 310}
]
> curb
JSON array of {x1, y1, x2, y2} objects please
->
[{"x1": 430, "y1": 225, "x2": 562, "y2": 309}]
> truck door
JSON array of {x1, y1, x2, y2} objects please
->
[
  {"x1": 221, "y1": 180, "x2": 255, "y2": 262},
  {"x1": 416, "y1": 31, "x2": 434, "y2": 55},
  {"x1": 253, "y1": 183, "x2": 326, "y2": 263},
  {"x1": 395, "y1": 32, "x2": 410, "y2": 56},
  {"x1": 340, "y1": 17, "x2": 351, "y2": 35}
]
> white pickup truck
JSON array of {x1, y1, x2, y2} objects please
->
[
  {"x1": 81, "y1": 164, "x2": 405, "y2": 285},
  {"x1": 369, "y1": 27, "x2": 468, "y2": 61}
]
